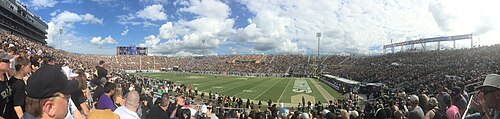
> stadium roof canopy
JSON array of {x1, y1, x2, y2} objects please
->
[
  {"x1": 383, "y1": 34, "x2": 473, "y2": 49},
  {"x1": 323, "y1": 74, "x2": 360, "y2": 85}
]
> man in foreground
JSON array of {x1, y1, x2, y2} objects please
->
[{"x1": 22, "y1": 65, "x2": 78, "y2": 119}]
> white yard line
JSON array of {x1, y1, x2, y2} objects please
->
[
  {"x1": 308, "y1": 78, "x2": 335, "y2": 101},
  {"x1": 278, "y1": 79, "x2": 294, "y2": 102},
  {"x1": 219, "y1": 79, "x2": 270, "y2": 93},
  {"x1": 233, "y1": 79, "x2": 275, "y2": 96},
  {"x1": 253, "y1": 79, "x2": 283, "y2": 100}
]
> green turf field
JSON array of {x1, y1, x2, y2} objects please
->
[{"x1": 136, "y1": 72, "x2": 343, "y2": 104}]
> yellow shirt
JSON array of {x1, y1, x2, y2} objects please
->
[{"x1": 87, "y1": 109, "x2": 120, "y2": 119}]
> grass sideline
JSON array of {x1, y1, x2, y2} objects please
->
[{"x1": 135, "y1": 72, "x2": 344, "y2": 103}]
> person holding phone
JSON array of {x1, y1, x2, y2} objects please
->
[{"x1": 466, "y1": 74, "x2": 500, "y2": 119}]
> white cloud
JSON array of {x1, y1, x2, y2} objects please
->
[
  {"x1": 52, "y1": 11, "x2": 82, "y2": 24},
  {"x1": 180, "y1": 0, "x2": 230, "y2": 18},
  {"x1": 51, "y1": 11, "x2": 103, "y2": 26},
  {"x1": 139, "y1": 0, "x2": 500, "y2": 55},
  {"x1": 278, "y1": 40, "x2": 306, "y2": 54},
  {"x1": 117, "y1": 4, "x2": 167, "y2": 26},
  {"x1": 137, "y1": 4, "x2": 168, "y2": 21},
  {"x1": 31, "y1": 0, "x2": 58, "y2": 9},
  {"x1": 159, "y1": 22, "x2": 175, "y2": 39},
  {"x1": 139, "y1": 0, "x2": 168, "y2": 4},
  {"x1": 232, "y1": 0, "x2": 448, "y2": 55},
  {"x1": 90, "y1": 36, "x2": 117, "y2": 45},
  {"x1": 173, "y1": 51, "x2": 200, "y2": 57},
  {"x1": 50, "y1": 11, "x2": 58, "y2": 16},
  {"x1": 90, "y1": 0, "x2": 116, "y2": 5},
  {"x1": 46, "y1": 11, "x2": 113, "y2": 54},
  {"x1": 121, "y1": 26, "x2": 129, "y2": 36},
  {"x1": 81, "y1": 13, "x2": 104, "y2": 24},
  {"x1": 145, "y1": 0, "x2": 234, "y2": 55},
  {"x1": 139, "y1": 35, "x2": 161, "y2": 47}
]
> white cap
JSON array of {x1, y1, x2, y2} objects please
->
[{"x1": 409, "y1": 95, "x2": 419, "y2": 103}]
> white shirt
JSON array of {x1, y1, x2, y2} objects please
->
[
  {"x1": 64, "y1": 98, "x2": 78, "y2": 119},
  {"x1": 61, "y1": 66, "x2": 71, "y2": 79},
  {"x1": 114, "y1": 106, "x2": 140, "y2": 119}
]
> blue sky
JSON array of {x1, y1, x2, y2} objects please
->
[{"x1": 20, "y1": 0, "x2": 500, "y2": 56}]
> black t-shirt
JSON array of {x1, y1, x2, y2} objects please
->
[
  {"x1": 147, "y1": 106, "x2": 170, "y2": 119},
  {"x1": 8, "y1": 76, "x2": 25, "y2": 113},
  {"x1": 0, "y1": 75, "x2": 16, "y2": 119},
  {"x1": 93, "y1": 85, "x2": 104, "y2": 101},
  {"x1": 71, "y1": 89, "x2": 86, "y2": 111},
  {"x1": 96, "y1": 66, "x2": 107, "y2": 79}
]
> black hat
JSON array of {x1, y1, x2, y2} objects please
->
[{"x1": 26, "y1": 65, "x2": 78, "y2": 99}]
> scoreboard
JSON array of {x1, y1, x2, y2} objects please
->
[{"x1": 116, "y1": 46, "x2": 148, "y2": 55}]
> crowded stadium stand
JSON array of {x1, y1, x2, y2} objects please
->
[
  {"x1": 0, "y1": 1, "x2": 498, "y2": 119},
  {"x1": 0, "y1": 0, "x2": 47, "y2": 44},
  {"x1": 1, "y1": 26, "x2": 497, "y2": 118}
]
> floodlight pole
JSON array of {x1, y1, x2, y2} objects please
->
[
  {"x1": 59, "y1": 29, "x2": 63, "y2": 49},
  {"x1": 140, "y1": 55, "x2": 142, "y2": 71},
  {"x1": 316, "y1": 33, "x2": 321, "y2": 77}
]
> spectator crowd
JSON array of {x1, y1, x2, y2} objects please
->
[{"x1": 0, "y1": 27, "x2": 499, "y2": 119}]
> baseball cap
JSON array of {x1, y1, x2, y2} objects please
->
[
  {"x1": 477, "y1": 74, "x2": 500, "y2": 90},
  {"x1": 408, "y1": 95, "x2": 419, "y2": 103},
  {"x1": 0, "y1": 50, "x2": 14, "y2": 60},
  {"x1": 26, "y1": 65, "x2": 78, "y2": 99}
]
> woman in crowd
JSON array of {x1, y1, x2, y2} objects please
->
[{"x1": 73, "y1": 69, "x2": 90, "y2": 117}]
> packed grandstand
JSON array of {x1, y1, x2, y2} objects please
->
[
  {"x1": 1, "y1": 0, "x2": 500, "y2": 119},
  {"x1": 1, "y1": 24, "x2": 499, "y2": 118}
]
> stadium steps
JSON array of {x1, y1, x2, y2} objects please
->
[
  {"x1": 307, "y1": 55, "x2": 311, "y2": 64},
  {"x1": 269, "y1": 55, "x2": 276, "y2": 63},
  {"x1": 260, "y1": 55, "x2": 267, "y2": 62},
  {"x1": 339, "y1": 56, "x2": 350, "y2": 65}
]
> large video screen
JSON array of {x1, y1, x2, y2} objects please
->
[{"x1": 117, "y1": 46, "x2": 147, "y2": 55}]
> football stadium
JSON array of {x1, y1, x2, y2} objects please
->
[
  {"x1": 136, "y1": 72, "x2": 343, "y2": 105},
  {"x1": 0, "y1": 0, "x2": 500, "y2": 119}
]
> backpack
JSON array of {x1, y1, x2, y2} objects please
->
[{"x1": 432, "y1": 108, "x2": 448, "y2": 119}]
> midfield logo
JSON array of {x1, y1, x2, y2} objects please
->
[{"x1": 292, "y1": 80, "x2": 312, "y2": 93}]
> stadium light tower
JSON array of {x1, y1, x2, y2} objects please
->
[
  {"x1": 316, "y1": 32, "x2": 321, "y2": 77},
  {"x1": 59, "y1": 29, "x2": 63, "y2": 49}
]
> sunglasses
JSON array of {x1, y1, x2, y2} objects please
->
[
  {"x1": 0, "y1": 60, "x2": 9, "y2": 63},
  {"x1": 481, "y1": 88, "x2": 498, "y2": 95}
]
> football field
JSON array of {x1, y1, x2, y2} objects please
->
[{"x1": 136, "y1": 72, "x2": 343, "y2": 104}]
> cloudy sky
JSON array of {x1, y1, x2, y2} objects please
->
[{"x1": 21, "y1": 0, "x2": 500, "y2": 56}]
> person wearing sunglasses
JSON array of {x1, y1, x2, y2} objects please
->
[
  {"x1": 22, "y1": 64, "x2": 78, "y2": 119},
  {"x1": 0, "y1": 51, "x2": 15, "y2": 119},
  {"x1": 466, "y1": 74, "x2": 500, "y2": 119}
]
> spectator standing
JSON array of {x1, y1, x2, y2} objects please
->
[
  {"x1": 71, "y1": 70, "x2": 90, "y2": 117},
  {"x1": 96, "y1": 82, "x2": 116, "y2": 111},
  {"x1": 147, "y1": 93, "x2": 171, "y2": 119},
  {"x1": 96, "y1": 60, "x2": 108, "y2": 80},
  {"x1": 92, "y1": 77, "x2": 106, "y2": 103},
  {"x1": 407, "y1": 95, "x2": 425, "y2": 119},
  {"x1": 444, "y1": 94, "x2": 461, "y2": 119},
  {"x1": 451, "y1": 86, "x2": 467, "y2": 116}
]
